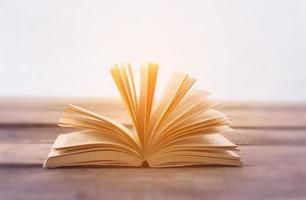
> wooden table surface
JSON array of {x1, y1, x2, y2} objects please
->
[{"x1": 1, "y1": 98, "x2": 306, "y2": 200}]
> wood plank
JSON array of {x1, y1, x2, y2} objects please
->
[
  {"x1": 0, "y1": 146, "x2": 306, "y2": 200},
  {"x1": 1, "y1": 143, "x2": 306, "y2": 166},
  {"x1": 1, "y1": 126, "x2": 305, "y2": 199},
  {"x1": 0, "y1": 127, "x2": 305, "y2": 147},
  {"x1": 0, "y1": 98, "x2": 130, "y2": 126},
  {"x1": 225, "y1": 128, "x2": 306, "y2": 146},
  {"x1": 0, "y1": 127, "x2": 306, "y2": 165},
  {"x1": 1, "y1": 98, "x2": 306, "y2": 199},
  {"x1": 1, "y1": 98, "x2": 306, "y2": 128}
]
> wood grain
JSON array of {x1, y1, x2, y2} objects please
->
[
  {"x1": 1, "y1": 98, "x2": 306, "y2": 128},
  {"x1": 0, "y1": 98, "x2": 306, "y2": 200},
  {"x1": 0, "y1": 127, "x2": 305, "y2": 147},
  {"x1": 1, "y1": 146, "x2": 306, "y2": 200}
]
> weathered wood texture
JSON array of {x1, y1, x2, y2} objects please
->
[
  {"x1": 0, "y1": 98, "x2": 306, "y2": 200},
  {"x1": 1, "y1": 98, "x2": 306, "y2": 128}
]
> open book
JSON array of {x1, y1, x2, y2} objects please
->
[{"x1": 44, "y1": 63, "x2": 242, "y2": 168}]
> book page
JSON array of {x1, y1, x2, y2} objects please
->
[
  {"x1": 59, "y1": 104, "x2": 141, "y2": 152},
  {"x1": 148, "y1": 134, "x2": 241, "y2": 167},
  {"x1": 148, "y1": 73, "x2": 195, "y2": 149}
]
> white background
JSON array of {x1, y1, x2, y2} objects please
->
[{"x1": 0, "y1": 0, "x2": 305, "y2": 102}]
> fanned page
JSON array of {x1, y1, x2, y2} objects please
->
[{"x1": 44, "y1": 63, "x2": 242, "y2": 168}]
